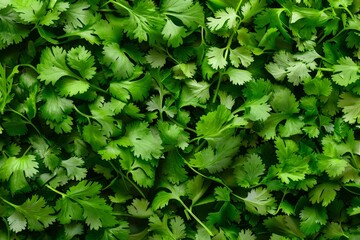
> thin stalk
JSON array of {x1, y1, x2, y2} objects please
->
[
  {"x1": 177, "y1": 198, "x2": 214, "y2": 236},
  {"x1": 73, "y1": 105, "x2": 92, "y2": 124},
  {"x1": 46, "y1": 184, "x2": 66, "y2": 198},
  {"x1": 7, "y1": 108, "x2": 41, "y2": 135},
  {"x1": 0, "y1": 197, "x2": 17, "y2": 209},
  {"x1": 109, "y1": 161, "x2": 146, "y2": 199}
]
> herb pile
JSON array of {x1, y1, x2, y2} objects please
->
[{"x1": 0, "y1": 0, "x2": 360, "y2": 239}]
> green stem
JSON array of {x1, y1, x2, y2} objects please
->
[
  {"x1": 90, "y1": 84, "x2": 108, "y2": 94},
  {"x1": 109, "y1": 161, "x2": 146, "y2": 199},
  {"x1": 22, "y1": 146, "x2": 32, "y2": 156},
  {"x1": 177, "y1": 198, "x2": 214, "y2": 236},
  {"x1": 212, "y1": 72, "x2": 223, "y2": 103},
  {"x1": 17, "y1": 64, "x2": 38, "y2": 73},
  {"x1": 0, "y1": 197, "x2": 18, "y2": 209},
  {"x1": 7, "y1": 108, "x2": 42, "y2": 135},
  {"x1": 73, "y1": 105, "x2": 92, "y2": 124},
  {"x1": 2, "y1": 217, "x2": 10, "y2": 240},
  {"x1": 46, "y1": 184, "x2": 66, "y2": 197},
  {"x1": 316, "y1": 67, "x2": 333, "y2": 72}
]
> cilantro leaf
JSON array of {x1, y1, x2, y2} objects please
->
[
  {"x1": 300, "y1": 206, "x2": 327, "y2": 236},
  {"x1": 190, "y1": 136, "x2": 240, "y2": 173},
  {"x1": 117, "y1": 0, "x2": 165, "y2": 43},
  {"x1": 61, "y1": 157, "x2": 87, "y2": 181},
  {"x1": 56, "y1": 78, "x2": 90, "y2": 97},
  {"x1": 102, "y1": 43, "x2": 134, "y2": 80},
  {"x1": 127, "y1": 198, "x2": 153, "y2": 218},
  {"x1": 160, "y1": 0, "x2": 204, "y2": 29},
  {"x1": 235, "y1": 153, "x2": 265, "y2": 188},
  {"x1": 0, "y1": 6, "x2": 30, "y2": 49},
  {"x1": 40, "y1": 87, "x2": 73, "y2": 122},
  {"x1": 207, "y1": 7, "x2": 238, "y2": 31},
  {"x1": 332, "y1": 57, "x2": 359, "y2": 86},
  {"x1": 225, "y1": 67, "x2": 253, "y2": 85},
  {"x1": 55, "y1": 181, "x2": 116, "y2": 230},
  {"x1": 238, "y1": 229, "x2": 256, "y2": 240},
  {"x1": 338, "y1": 93, "x2": 360, "y2": 124},
  {"x1": 110, "y1": 73, "x2": 152, "y2": 102},
  {"x1": 196, "y1": 105, "x2": 245, "y2": 143},
  {"x1": 37, "y1": 47, "x2": 74, "y2": 85},
  {"x1": 67, "y1": 46, "x2": 96, "y2": 80},
  {"x1": 146, "y1": 49, "x2": 167, "y2": 68},
  {"x1": 162, "y1": 19, "x2": 188, "y2": 47},
  {"x1": 243, "y1": 187, "x2": 276, "y2": 215},
  {"x1": 206, "y1": 47, "x2": 227, "y2": 70},
  {"x1": 309, "y1": 183, "x2": 340, "y2": 207},
  {"x1": 229, "y1": 47, "x2": 254, "y2": 68},
  {"x1": 8, "y1": 195, "x2": 56, "y2": 232},
  {"x1": 120, "y1": 121, "x2": 163, "y2": 161}
]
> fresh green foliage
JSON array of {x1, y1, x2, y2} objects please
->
[{"x1": 1, "y1": 0, "x2": 360, "y2": 239}]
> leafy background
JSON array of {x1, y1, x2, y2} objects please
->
[{"x1": 0, "y1": 0, "x2": 360, "y2": 239}]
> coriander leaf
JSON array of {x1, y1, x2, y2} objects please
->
[
  {"x1": 8, "y1": 195, "x2": 56, "y2": 232},
  {"x1": 225, "y1": 67, "x2": 252, "y2": 85},
  {"x1": 190, "y1": 136, "x2": 240, "y2": 173},
  {"x1": 149, "y1": 214, "x2": 186, "y2": 239},
  {"x1": 146, "y1": 49, "x2": 167, "y2": 68},
  {"x1": 110, "y1": 73, "x2": 152, "y2": 102},
  {"x1": 317, "y1": 157, "x2": 349, "y2": 178},
  {"x1": 67, "y1": 46, "x2": 96, "y2": 80},
  {"x1": 238, "y1": 229, "x2": 256, "y2": 240},
  {"x1": 127, "y1": 198, "x2": 153, "y2": 218},
  {"x1": 206, "y1": 47, "x2": 227, "y2": 70},
  {"x1": 152, "y1": 184, "x2": 186, "y2": 210},
  {"x1": 332, "y1": 57, "x2": 359, "y2": 86},
  {"x1": 303, "y1": 77, "x2": 332, "y2": 97},
  {"x1": 299, "y1": 206, "x2": 327, "y2": 236},
  {"x1": 229, "y1": 47, "x2": 254, "y2": 68},
  {"x1": 271, "y1": 86, "x2": 299, "y2": 114},
  {"x1": 309, "y1": 183, "x2": 340, "y2": 207},
  {"x1": 323, "y1": 222, "x2": 346, "y2": 239},
  {"x1": 235, "y1": 153, "x2": 265, "y2": 188},
  {"x1": 82, "y1": 123, "x2": 107, "y2": 151},
  {"x1": 40, "y1": 87, "x2": 73, "y2": 122},
  {"x1": 206, "y1": 202, "x2": 240, "y2": 226},
  {"x1": 161, "y1": 0, "x2": 204, "y2": 29},
  {"x1": 56, "y1": 181, "x2": 116, "y2": 230},
  {"x1": 56, "y1": 78, "x2": 90, "y2": 97},
  {"x1": 62, "y1": 1, "x2": 94, "y2": 29},
  {"x1": 121, "y1": 121, "x2": 163, "y2": 160},
  {"x1": 214, "y1": 186, "x2": 231, "y2": 201},
  {"x1": 275, "y1": 138, "x2": 308, "y2": 183},
  {"x1": 241, "y1": 0, "x2": 266, "y2": 23},
  {"x1": 207, "y1": 7, "x2": 237, "y2": 31},
  {"x1": 196, "y1": 105, "x2": 245, "y2": 143},
  {"x1": 162, "y1": 19, "x2": 187, "y2": 47},
  {"x1": 172, "y1": 62, "x2": 197, "y2": 79},
  {"x1": 179, "y1": 80, "x2": 210, "y2": 107},
  {"x1": 243, "y1": 187, "x2": 276, "y2": 215},
  {"x1": 37, "y1": 47, "x2": 74, "y2": 85},
  {"x1": 338, "y1": 93, "x2": 360, "y2": 124},
  {"x1": 119, "y1": 0, "x2": 165, "y2": 43},
  {"x1": 12, "y1": 0, "x2": 44, "y2": 23},
  {"x1": 264, "y1": 215, "x2": 305, "y2": 239},
  {"x1": 98, "y1": 141, "x2": 122, "y2": 160},
  {"x1": 119, "y1": 149, "x2": 156, "y2": 187},
  {"x1": 158, "y1": 121, "x2": 189, "y2": 150},
  {"x1": 61, "y1": 157, "x2": 87, "y2": 181},
  {"x1": 0, "y1": 155, "x2": 38, "y2": 181},
  {"x1": 161, "y1": 151, "x2": 188, "y2": 184},
  {"x1": 0, "y1": 6, "x2": 30, "y2": 49},
  {"x1": 102, "y1": 43, "x2": 134, "y2": 80}
]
